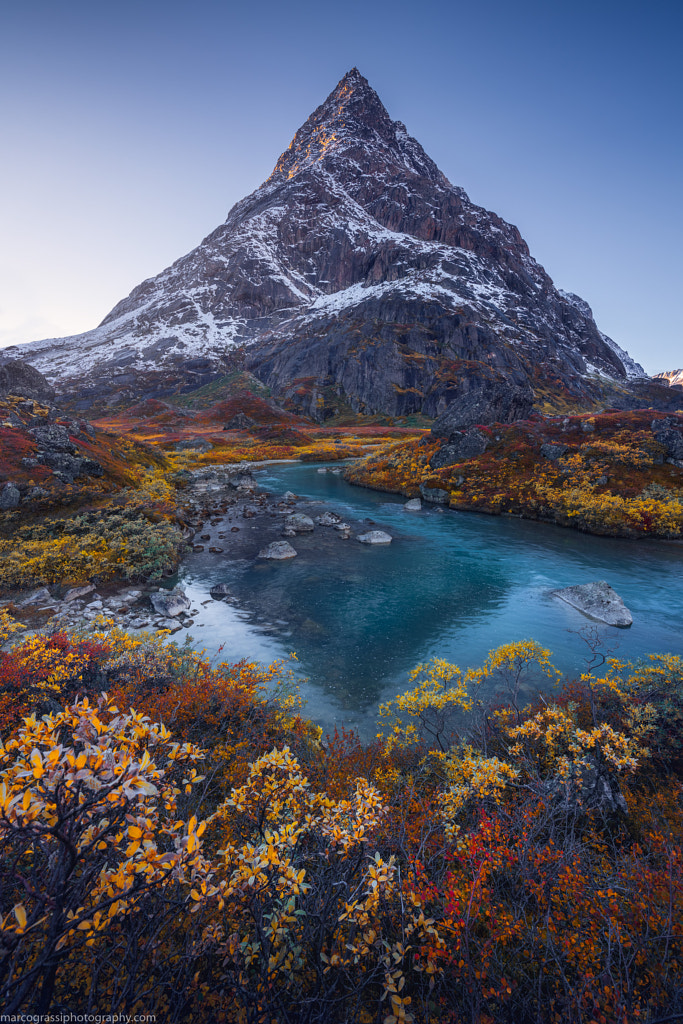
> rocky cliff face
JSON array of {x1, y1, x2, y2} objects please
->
[{"x1": 9, "y1": 69, "x2": 653, "y2": 420}]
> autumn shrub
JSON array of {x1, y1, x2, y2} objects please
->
[
  {"x1": 0, "y1": 505, "x2": 183, "y2": 590},
  {"x1": 1, "y1": 624, "x2": 683, "y2": 1021}
]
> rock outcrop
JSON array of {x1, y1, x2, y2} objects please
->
[
  {"x1": 0, "y1": 359, "x2": 55, "y2": 402},
  {"x1": 10, "y1": 70, "x2": 653, "y2": 424},
  {"x1": 430, "y1": 429, "x2": 489, "y2": 468}
]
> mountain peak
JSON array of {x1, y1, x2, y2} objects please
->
[{"x1": 268, "y1": 68, "x2": 439, "y2": 182}]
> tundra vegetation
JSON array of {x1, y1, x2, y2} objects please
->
[
  {"x1": 346, "y1": 410, "x2": 683, "y2": 539},
  {"x1": 1, "y1": 389, "x2": 683, "y2": 1020},
  {"x1": 0, "y1": 615, "x2": 681, "y2": 1023}
]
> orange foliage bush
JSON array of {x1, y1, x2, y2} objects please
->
[{"x1": 0, "y1": 623, "x2": 682, "y2": 1021}]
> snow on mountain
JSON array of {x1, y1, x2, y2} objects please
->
[
  {"x1": 654, "y1": 369, "x2": 683, "y2": 387},
  {"x1": 557, "y1": 291, "x2": 648, "y2": 380}
]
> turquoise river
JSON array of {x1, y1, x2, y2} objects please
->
[{"x1": 171, "y1": 462, "x2": 683, "y2": 739}]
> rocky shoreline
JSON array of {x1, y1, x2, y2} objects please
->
[{"x1": 1, "y1": 459, "x2": 398, "y2": 642}]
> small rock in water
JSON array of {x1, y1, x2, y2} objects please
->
[
  {"x1": 316, "y1": 468, "x2": 327, "y2": 474},
  {"x1": 357, "y1": 530, "x2": 392, "y2": 545},
  {"x1": 419, "y1": 484, "x2": 450, "y2": 505},
  {"x1": 316, "y1": 511, "x2": 342, "y2": 526},
  {"x1": 404, "y1": 498, "x2": 422, "y2": 511},
  {"x1": 552, "y1": 581, "x2": 633, "y2": 628},
  {"x1": 284, "y1": 513, "x2": 315, "y2": 533},
  {"x1": 334, "y1": 522, "x2": 351, "y2": 531},
  {"x1": 210, "y1": 583, "x2": 232, "y2": 599},
  {"x1": 281, "y1": 527, "x2": 297, "y2": 537},
  {"x1": 258, "y1": 541, "x2": 298, "y2": 560},
  {"x1": 282, "y1": 491, "x2": 297, "y2": 500},
  {"x1": 209, "y1": 546, "x2": 224, "y2": 553}
]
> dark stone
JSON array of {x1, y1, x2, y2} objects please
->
[
  {"x1": 80, "y1": 459, "x2": 103, "y2": 477},
  {"x1": 652, "y1": 422, "x2": 683, "y2": 461},
  {"x1": 30, "y1": 425, "x2": 76, "y2": 454},
  {"x1": 540, "y1": 442, "x2": 568, "y2": 461},
  {"x1": 0, "y1": 359, "x2": 54, "y2": 402},
  {"x1": 430, "y1": 429, "x2": 488, "y2": 468},
  {"x1": 544, "y1": 759, "x2": 627, "y2": 816},
  {"x1": 0, "y1": 483, "x2": 20, "y2": 509},
  {"x1": 224, "y1": 413, "x2": 255, "y2": 429},
  {"x1": 419, "y1": 484, "x2": 450, "y2": 505}
]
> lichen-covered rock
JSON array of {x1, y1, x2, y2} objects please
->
[
  {"x1": 652, "y1": 420, "x2": 683, "y2": 461},
  {"x1": 419, "y1": 484, "x2": 450, "y2": 505},
  {"x1": 0, "y1": 483, "x2": 20, "y2": 509},
  {"x1": 552, "y1": 581, "x2": 632, "y2": 628},
  {"x1": 430, "y1": 429, "x2": 488, "y2": 467},
  {"x1": 540, "y1": 442, "x2": 568, "y2": 461},
  {"x1": 258, "y1": 541, "x2": 298, "y2": 559}
]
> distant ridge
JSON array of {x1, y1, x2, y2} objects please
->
[{"x1": 654, "y1": 369, "x2": 683, "y2": 388}]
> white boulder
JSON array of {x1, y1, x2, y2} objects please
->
[
  {"x1": 357, "y1": 530, "x2": 392, "y2": 545},
  {"x1": 552, "y1": 581, "x2": 632, "y2": 628}
]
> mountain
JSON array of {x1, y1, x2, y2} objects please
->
[
  {"x1": 9, "y1": 68, "x2": 657, "y2": 420},
  {"x1": 654, "y1": 370, "x2": 683, "y2": 388}
]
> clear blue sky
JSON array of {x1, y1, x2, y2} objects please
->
[{"x1": 1, "y1": 0, "x2": 681, "y2": 373}]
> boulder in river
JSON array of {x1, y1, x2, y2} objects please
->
[
  {"x1": 209, "y1": 583, "x2": 232, "y2": 599},
  {"x1": 552, "y1": 581, "x2": 632, "y2": 628},
  {"x1": 284, "y1": 513, "x2": 315, "y2": 532},
  {"x1": 149, "y1": 587, "x2": 191, "y2": 617},
  {"x1": 419, "y1": 484, "x2": 450, "y2": 505},
  {"x1": 316, "y1": 511, "x2": 342, "y2": 526},
  {"x1": 404, "y1": 498, "x2": 422, "y2": 511},
  {"x1": 258, "y1": 541, "x2": 298, "y2": 559},
  {"x1": 357, "y1": 530, "x2": 392, "y2": 544}
]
